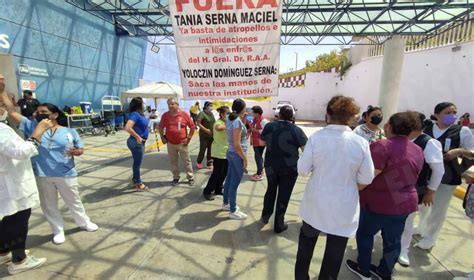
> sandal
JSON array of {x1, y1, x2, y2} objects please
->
[{"x1": 134, "y1": 183, "x2": 149, "y2": 191}]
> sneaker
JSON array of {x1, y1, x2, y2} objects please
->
[
  {"x1": 398, "y1": 250, "x2": 410, "y2": 267},
  {"x1": 414, "y1": 238, "x2": 434, "y2": 250},
  {"x1": 0, "y1": 250, "x2": 30, "y2": 265},
  {"x1": 81, "y1": 222, "x2": 99, "y2": 232},
  {"x1": 229, "y1": 210, "x2": 247, "y2": 220},
  {"x1": 7, "y1": 255, "x2": 47, "y2": 275},
  {"x1": 188, "y1": 179, "x2": 195, "y2": 186},
  {"x1": 197, "y1": 163, "x2": 203, "y2": 169},
  {"x1": 370, "y1": 264, "x2": 392, "y2": 280},
  {"x1": 53, "y1": 232, "x2": 66, "y2": 245},
  {"x1": 250, "y1": 174, "x2": 264, "y2": 181},
  {"x1": 203, "y1": 194, "x2": 215, "y2": 201},
  {"x1": 222, "y1": 204, "x2": 240, "y2": 211},
  {"x1": 345, "y1": 260, "x2": 371, "y2": 280},
  {"x1": 171, "y1": 179, "x2": 179, "y2": 186}
]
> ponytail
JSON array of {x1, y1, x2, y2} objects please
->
[{"x1": 229, "y1": 99, "x2": 246, "y2": 121}]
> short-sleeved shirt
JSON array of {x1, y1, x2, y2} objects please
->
[
  {"x1": 20, "y1": 117, "x2": 84, "y2": 177},
  {"x1": 211, "y1": 119, "x2": 228, "y2": 159},
  {"x1": 198, "y1": 111, "x2": 215, "y2": 138},
  {"x1": 226, "y1": 117, "x2": 248, "y2": 153},
  {"x1": 297, "y1": 125, "x2": 375, "y2": 238},
  {"x1": 17, "y1": 98, "x2": 40, "y2": 117},
  {"x1": 159, "y1": 110, "x2": 196, "y2": 145},
  {"x1": 190, "y1": 104, "x2": 200, "y2": 115},
  {"x1": 354, "y1": 124, "x2": 384, "y2": 144},
  {"x1": 128, "y1": 112, "x2": 149, "y2": 139},
  {"x1": 261, "y1": 120, "x2": 307, "y2": 171},
  {"x1": 360, "y1": 136, "x2": 424, "y2": 216}
]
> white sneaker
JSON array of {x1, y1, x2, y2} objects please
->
[
  {"x1": 7, "y1": 255, "x2": 46, "y2": 275},
  {"x1": 414, "y1": 238, "x2": 435, "y2": 250},
  {"x1": 398, "y1": 250, "x2": 410, "y2": 267},
  {"x1": 229, "y1": 210, "x2": 248, "y2": 220},
  {"x1": 0, "y1": 250, "x2": 30, "y2": 265},
  {"x1": 222, "y1": 204, "x2": 240, "y2": 211},
  {"x1": 53, "y1": 232, "x2": 66, "y2": 245},
  {"x1": 81, "y1": 222, "x2": 99, "y2": 232}
]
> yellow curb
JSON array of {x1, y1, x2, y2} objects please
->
[
  {"x1": 84, "y1": 134, "x2": 197, "y2": 153},
  {"x1": 454, "y1": 186, "x2": 467, "y2": 199}
]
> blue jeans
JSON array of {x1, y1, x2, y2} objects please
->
[
  {"x1": 127, "y1": 137, "x2": 145, "y2": 184},
  {"x1": 356, "y1": 209, "x2": 408, "y2": 277},
  {"x1": 253, "y1": 146, "x2": 265, "y2": 175},
  {"x1": 223, "y1": 151, "x2": 244, "y2": 212}
]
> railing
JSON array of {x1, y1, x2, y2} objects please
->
[{"x1": 365, "y1": 17, "x2": 473, "y2": 58}]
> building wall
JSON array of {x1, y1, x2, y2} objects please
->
[
  {"x1": 267, "y1": 41, "x2": 473, "y2": 121},
  {"x1": 142, "y1": 43, "x2": 198, "y2": 114},
  {"x1": 341, "y1": 41, "x2": 474, "y2": 119},
  {"x1": 0, "y1": 0, "x2": 147, "y2": 110}
]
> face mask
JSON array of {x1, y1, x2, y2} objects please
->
[
  {"x1": 35, "y1": 113, "x2": 50, "y2": 123},
  {"x1": 208, "y1": 106, "x2": 213, "y2": 111},
  {"x1": 442, "y1": 114, "x2": 457, "y2": 126},
  {"x1": 370, "y1": 115, "x2": 383, "y2": 125}
]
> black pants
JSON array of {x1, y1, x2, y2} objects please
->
[
  {"x1": 261, "y1": 167, "x2": 297, "y2": 231},
  {"x1": 203, "y1": 157, "x2": 228, "y2": 195},
  {"x1": 253, "y1": 146, "x2": 265, "y2": 175},
  {"x1": 295, "y1": 221, "x2": 349, "y2": 280},
  {"x1": 0, "y1": 208, "x2": 31, "y2": 263},
  {"x1": 190, "y1": 112, "x2": 198, "y2": 124},
  {"x1": 197, "y1": 136, "x2": 213, "y2": 166}
]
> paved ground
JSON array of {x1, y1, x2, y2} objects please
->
[{"x1": 1, "y1": 124, "x2": 472, "y2": 279}]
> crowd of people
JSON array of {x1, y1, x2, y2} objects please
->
[{"x1": 1, "y1": 72, "x2": 473, "y2": 279}]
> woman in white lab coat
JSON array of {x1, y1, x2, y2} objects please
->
[{"x1": 0, "y1": 77, "x2": 51, "y2": 275}]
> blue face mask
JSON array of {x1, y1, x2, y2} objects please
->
[{"x1": 442, "y1": 114, "x2": 457, "y2": 126}]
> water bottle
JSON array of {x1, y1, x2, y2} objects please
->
[{"x1": 64, "y1": 133, "x2": 74, "y2": 159}]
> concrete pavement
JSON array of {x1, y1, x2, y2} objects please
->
[{"x1": 1, "y1": 124, "x2": 472, "y2": 279}]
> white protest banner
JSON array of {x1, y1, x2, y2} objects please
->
[{"x1": 169, "y1": 0, "x2": 282, "y2": 100}]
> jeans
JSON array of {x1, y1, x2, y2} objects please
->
[
  {"x1": 197, "y1": 135, "x2": 213, "y2": 166},
  {"x1": 203, "y1": 157, "x2": 228, "y2": 195},
  {"x1": 356, "y1": 209, "x2": 408, "y2": 277},
  {"x1": 127, "y1": 137, "x2": 145, "y2": 184},
  {"x1": 223, "y1": 151, "x2": 244, "y2": 213},
  {"x1": 262, "y1": 166, "x2": 298, "y2": 231},
  {"x1": 253, "y1": 146, "x2": 265, "y2": 175},
  {"x1": 295, "y1": 221, "x2": 349, "y2": 280},
  {"x1": 0, "y1": 208, "x2": 31, "y2": 263}
]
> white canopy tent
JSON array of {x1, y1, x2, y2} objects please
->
[{"x1": 121, "y1": 81, "x2": 183, "y2": 108}]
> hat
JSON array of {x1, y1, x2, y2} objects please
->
[{"x1": 204, "y1": 101, "x2": 213, "y2": 108}]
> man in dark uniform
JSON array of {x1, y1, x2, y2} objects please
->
[{"x1": 16, "y1": 90, "x2": 40, "y2": 118}]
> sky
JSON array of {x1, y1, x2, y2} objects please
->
[{"x1": 279, "y1": 45, "x2": 340, "y2": 74}]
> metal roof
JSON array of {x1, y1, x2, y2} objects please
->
[{"x1": 65, "y1": 0, "x2": 474, "y2": 45}]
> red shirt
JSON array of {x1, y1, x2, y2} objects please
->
[
  {"x1": 159, "y1": 110, "x2": 195, "y2": 145},
  {"x1": 360, "y1": 136, "x2": 424, "y2": 216}
]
